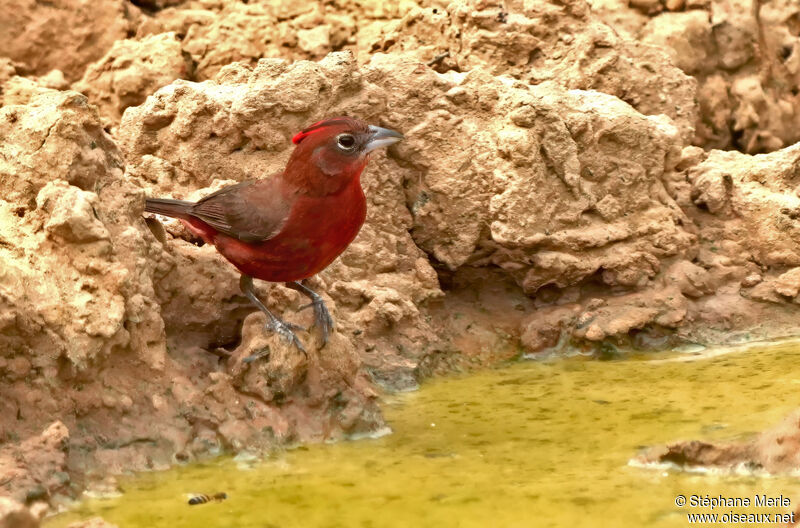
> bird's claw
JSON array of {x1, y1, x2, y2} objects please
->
[
  {"x1": 267, "y1": 318, "x2": 307, "y2": 355},
  {"x1": 276, "y1": 320, "x2": 306, "y2": 332},
  {"x1": 240, "y1": 275, "x2": 307, "y2": 359},
  {"x1": 244, "y1": 318, "x2": 307, "y2": 362},
  {"x1": 298, "y1": 298, "x2": 334, "y2": 346}
]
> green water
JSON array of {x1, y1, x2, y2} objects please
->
[{"x1": 49, "y1": 341, "x2": 800, "y2": 527}]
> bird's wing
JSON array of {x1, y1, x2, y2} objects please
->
[{"x1": 190, "y1": 177, "x2": 292, "y2": 243}]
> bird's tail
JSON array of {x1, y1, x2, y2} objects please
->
[{"x1": 144, "y1": 198, "x2": 194, "y2": 220}]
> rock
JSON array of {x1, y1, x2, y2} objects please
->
[
  {"x1": 637, "y1": 409, "x2": 800, "y2": 475},
  {"x1": 695, "y1": 74, "x2": 734, "y2": 149},
  {"x1": 0, "y1": 58, "x2": 17, "y2": 90},
  {"x1": 421, "y1": 82, "x2": 690, "y2": 292},
  {"x1": 752, "y1": 409, "x2": 800, "y2": 473},
  {"x1": 638, "y1": 440, "x2": 753, "y2": 470},
  {"x1": 711, "y1": 0, "x2": 757, "y2": 71},
  {"x1": 0, "y1": 422, "x2": 69, "y2": 505},
  {"x1": 685, "y1": 145, "x2": 800, "y2": 268},
  {"x1": 37, "y1": 71, "x2": 70, "y2": 91},
  {"x1": 740, "y1": 273, "x2": 762, "y2": 288},
  {"x1": 665, "y1": 260, "x2": 713, "y2": 298},
  {"x1": 229, "y1": 312, "x2": 381, "y2": 440},
  {"x1": 587, "y1": 0, "x2": 649, "y2": 37},
  {"x1": 152, "y1": 1, "x2": 359, "y2": 81},
  {"x1": 0, "y1": 497, "x2": 39, "y2": 528},
  {"x1": 297, "y1": 26, "x2": 332, "y2": 57},
  {"x1": 229, "y1": 312, "x2": 309, "y2": 403},
  {"x1": 36, "y1": 182, "x2": 111, "y2": 243},
  {"x1": 604, "y1": 0, "x2": 800, "y2": 152},
  {"x1": 520, "y1": 306, "x2": 579, "y2": 352},
  {"x1": 370, "y1": 0, "x2": 698, "y2": 143},
  {"x1": 0, "y1": 0, "x2": 141, "y2": 82},
  {"x1": 0, "y1": 89, "x2": 163, "y2": 370},
  {"x1": 664, "y1": 0, "x2": 684, "y2": 11},
  {"x1": 774, "y1": 268, "x2": 800, "y2": 297},
  {"x1": 642, "y1": 11, "x2": 715, "y2": 74},
  {"x1": 571, "y1": 286, "x2": 688, "y2": 343},
  {"x1": 629, "y1": 0, "x2": 663, "y2": 15},
  {"x1": 1, "y1": 76, "x2": 58, "y2": 108},
  {"x1": 658, "y1": 143, "x2": 800, "y2": 339},
  {"x1": 0, "y1": 90, "x2": 122, "y2": 208},
  {"x1": 73, "y1": 32, "x2": 191, "y2": 127},
  {"x1": 1, "y1": 71, "x2": 70, "y2": 108},
  {"x1": 745, "y1": 281, "x2": 784, "y2": 304}
]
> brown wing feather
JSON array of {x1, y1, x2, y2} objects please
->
[{"x1": 190, "y1": 177, "x2": 292, "y2": 243}]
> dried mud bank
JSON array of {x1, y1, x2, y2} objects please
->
[
  {"x1": 634, "y1": 409, "x2": 800, "y2": 525},
  {"x1": 2, "y1": 0, "x2": 800, "y2": 521},
  {"x1": 636, "y1": 408, "x2": 800, "y2": 475}
]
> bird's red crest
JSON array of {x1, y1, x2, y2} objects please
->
[{"x1": 291, "y1": 118, "x2": 352, "y2": 144}]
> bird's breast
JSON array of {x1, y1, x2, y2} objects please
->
[
  {"x1": 215, "y1": 179, "x2": 367, "y2": 282},
  {"x1": 285, "y1": 185, "x2": 367, "y2": 255}
]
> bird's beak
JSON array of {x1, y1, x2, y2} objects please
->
[{"x1": 365, "y1": 125, "x2": 404, "y2": 153}]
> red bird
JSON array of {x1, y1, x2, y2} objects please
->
[{"x1": 144, "y1": 117, "x2": 404, "y2": 356}]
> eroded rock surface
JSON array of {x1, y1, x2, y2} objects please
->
[
  {"x1": 0, "y1": 422, "x2": 69, "y2": 506},
  {"x1": 73, "y1": 32, "x2": 192, "y2": 127},
  {"x1": 0, "y1": 0, "x2": 141, "y2": 82},
  {"x1": 369, "y1": 0, "x2": 698, "y2": 143},
  {"x1": 592, "y1": 0, "x2": 800, "y2": 153}
]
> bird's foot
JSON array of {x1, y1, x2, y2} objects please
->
[
  {"x1": 240, "y1": 274, "x2": 308, "y2": 359},
  {"x1": 298, "y1": 297, "x2": 334, "y2": 346},
  {"x1": 243, "y1": 318, "x2": 306, "y2": 362},
  {"x1": 267, "y1": 317, "x2": 307, "y2": 354}
]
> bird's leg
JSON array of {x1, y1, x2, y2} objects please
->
[
  {"x1": 239, "y1": 274, "x2": 306, "y2": 358},
  {"x1": 286, "y1": 280, "x2": 334, "y2": 347}
]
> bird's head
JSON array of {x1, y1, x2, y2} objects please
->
[{"x1": 284, "y1": 117, "x2": 404, "y2": 195}]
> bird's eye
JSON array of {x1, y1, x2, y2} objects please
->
[{"x1": 337, "y1": 134, "x2": 356, "y2": 150}]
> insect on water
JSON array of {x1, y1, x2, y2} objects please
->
[{"x1": 187, "y1": 492, "x2": 228, "y2": 505}]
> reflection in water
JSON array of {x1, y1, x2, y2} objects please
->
[{"x1": 49, "y1": 340, "x2": 800, "y2": 528}]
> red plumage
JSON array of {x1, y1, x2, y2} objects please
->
[{"x1": 180, "y1": 180, "x2": 366, "y2": 282}]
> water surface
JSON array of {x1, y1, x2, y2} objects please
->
[{"x1": 49, "y1": 341, "x2": 800, "y2": 527}]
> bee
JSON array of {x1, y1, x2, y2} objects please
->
[{"x1": 188, "y1": 492, "x2": 228, "y2": 505}]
